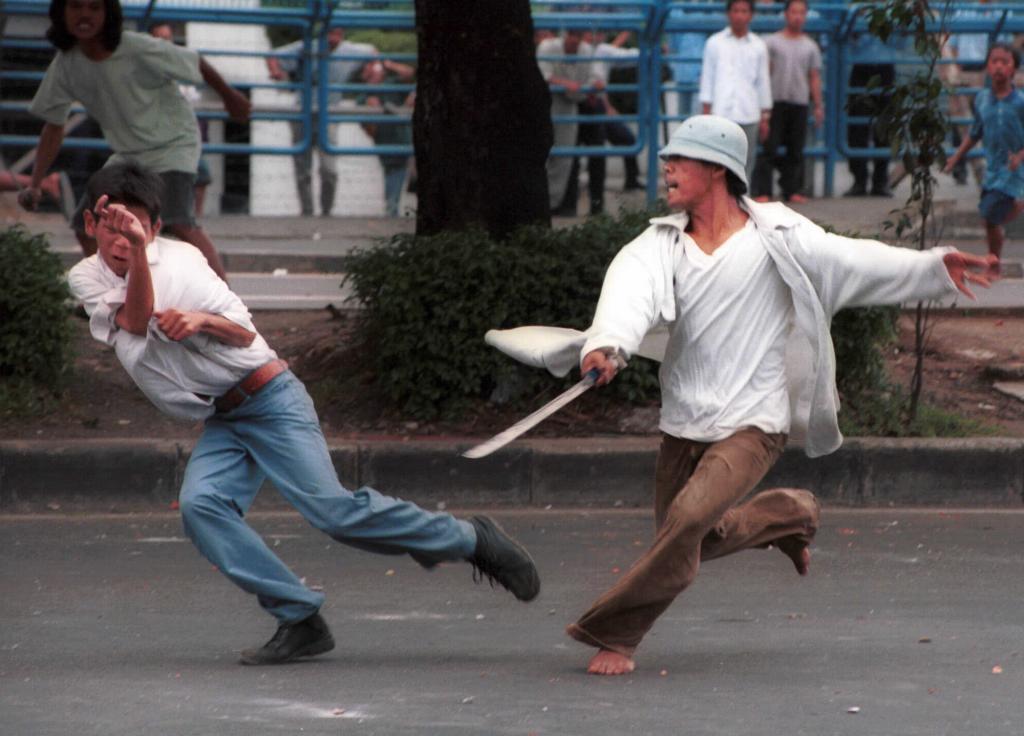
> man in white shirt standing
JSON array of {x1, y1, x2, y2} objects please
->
[
  {"x1": 483, "y1": 116, "x2": 994, "y2": 676},
  {"x1": 68, "y1": 161, "x2": 540, "y2": 666},
  {"x1": 699, "y1": 0, "x2": 772, "y2": 182}
]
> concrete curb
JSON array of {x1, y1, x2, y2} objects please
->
[{"x1": 1, "y1": 437, "x2": 1022, "y2": 513}]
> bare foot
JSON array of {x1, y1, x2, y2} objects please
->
[
  {"x1": 788, "y1": 193, "x2": 809, "y2": 204},
  {"x1": 587, "y1": 649, "x2": 636, "y2": 676},
  {"x1": 781, "y1": 543, "x2": 810, "y2": 575},
  {"x1": 753, "y1": 195, "x2": 771, "y2": 203}
]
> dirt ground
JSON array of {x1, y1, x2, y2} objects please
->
[{"x1": 2, "y1": 309, "x2": 1022, "y2": 441}]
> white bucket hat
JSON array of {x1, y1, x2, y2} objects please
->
[{"x1": 658, "y1": 115, "x2": 749, "y2": 187}]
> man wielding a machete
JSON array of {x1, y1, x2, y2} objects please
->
[{"x1": 486, "y1": 115, "x2": 994, "y2": 676}]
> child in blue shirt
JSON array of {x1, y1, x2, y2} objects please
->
[{"x1": 945, "y1": 43, "x2": 1024, "y2": 277}]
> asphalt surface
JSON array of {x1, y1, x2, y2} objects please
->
[{"x1": 2, "y1": 508, "x2": 1023, "y2": 735}]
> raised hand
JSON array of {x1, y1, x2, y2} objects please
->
[
  {"x1": 942, "y1": 251, "x2": 998, "y2": 300},
  {"x1": 93, "y1": 194, "x2": 148, "y2": 250}
]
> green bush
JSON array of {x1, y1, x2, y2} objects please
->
[
  {"x1": 0, "y1": 226, "x2": 74, "y2": 413},
  {"x1": 832, "y1": 305, "x2": 898, "y2": 403},
  {"x1": 344, "y1": 208, "x2": 665, "y2": 419}
]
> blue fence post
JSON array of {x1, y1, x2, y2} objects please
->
[
  {"x1": 823, "y1": 14, "x2": 843, "y2": 197},
  {"x1": 646, "y1": 0, "x2": 668, "y2": 206}
]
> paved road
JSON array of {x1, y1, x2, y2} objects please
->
[{"x1": 3, "y1": 508, "x2": 1023, "y2": 735}]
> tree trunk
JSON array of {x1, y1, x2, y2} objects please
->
[{"x1": 413, "y1": 0, "x2": 552, "y2": 239}]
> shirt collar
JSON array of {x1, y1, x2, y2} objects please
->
[{"x1": 147, "y1": 237, "x2": 162, "y2": 265}]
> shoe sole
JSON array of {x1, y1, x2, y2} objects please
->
[
  {"x1": 239, "y1": 635, "x2": 336, "y2": 666},
  {"x1": 476, "y1": 515, "x2": 541, "y2": 602}
]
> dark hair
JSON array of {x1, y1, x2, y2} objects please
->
[
  {"x1": 987, "y1": 42, "x2": 1021, "y2": 70},
  {"x1": 694, "y1": 160, "x2": 748, "y2": 197},
  {"x1": 47, "y1": 0, "x2": 123, "y2": 52},
  {"x1": 84, "y1": 161, "x2": 163, "y2": 224},
  {"x1": 726, "y1": 170, "x2": 748, "y2": 197},
  {"x1": 784, "y1": 0, "x2": 808, "y2": 10},
  {"x1": 726, "y1": 0, "x2": 755, "y2": 13}
]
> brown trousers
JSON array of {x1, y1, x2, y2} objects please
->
[{"x1": 567, "y1": 427, "x2": 820, "y2": 656}]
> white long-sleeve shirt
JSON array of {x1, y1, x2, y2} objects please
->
[
  {"x1": 68, "y1": 236, "x2": 277, "y2": 422},
  {"x1": 486, "y1": 199, "x2": 960, "y2": 458},
  {"x1": 698, "y1": 28, "x2": 772, "y2": 124}
]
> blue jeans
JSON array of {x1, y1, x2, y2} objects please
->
[{"x1": 179, "y1": 371, "x2": 476, "y2": 624}]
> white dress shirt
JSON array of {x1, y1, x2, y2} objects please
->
[
  {"x1": 698, "y1": 28, "x2": 772, "y2": 124},
  {"x1": 68, "y1": 236, "x2": 278, "y2": 422}
]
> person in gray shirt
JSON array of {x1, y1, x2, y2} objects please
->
[{"x1": 752, "y1": 0, "x2": 823, "y2": 203}]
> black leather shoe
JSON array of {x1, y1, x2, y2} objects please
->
[
  {"x1": 468, "y1": 516, "x2": 540, "y2": 602},
  {"x1": 843, "y1": 182, "x2": 868, "y2": 197},
  {"x1": 623, "y1": 179, "x2": 645, "y2": 191},
  {"x1": 239, "y1": 612, "x2": 335, "y2": 665},
  {"x1": 870, "y1": 184, "x2": 894, "y2": 198}
]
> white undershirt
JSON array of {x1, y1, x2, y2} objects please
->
[{"x1": 660, "y1": 218, "x2": 793, "y2": 441}]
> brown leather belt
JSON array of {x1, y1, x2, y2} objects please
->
[{"x1": 214, "y1": 359, "x2": 289, "y2": 413}]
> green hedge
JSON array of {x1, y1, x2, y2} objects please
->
[
  {"x1": 344, "y1": 210, "x2": 664, "y2": 419},
  {"x1": 0, "y1": 226, "x2": 74, "y2": 414},
  {"x1": 344, "y1": 207, "x2": 899, "y2": 422}
]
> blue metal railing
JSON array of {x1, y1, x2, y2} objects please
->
[{"x1": 4, "y1": 1, "x2": 1024, "y2": 203}]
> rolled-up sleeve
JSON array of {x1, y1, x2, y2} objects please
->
[
  {"x1": 180, "y1": 252, "x2": 255, "y2": 331},
  {"x1": 67, "y1": 260, "x2": 125, "y2": 346}
]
